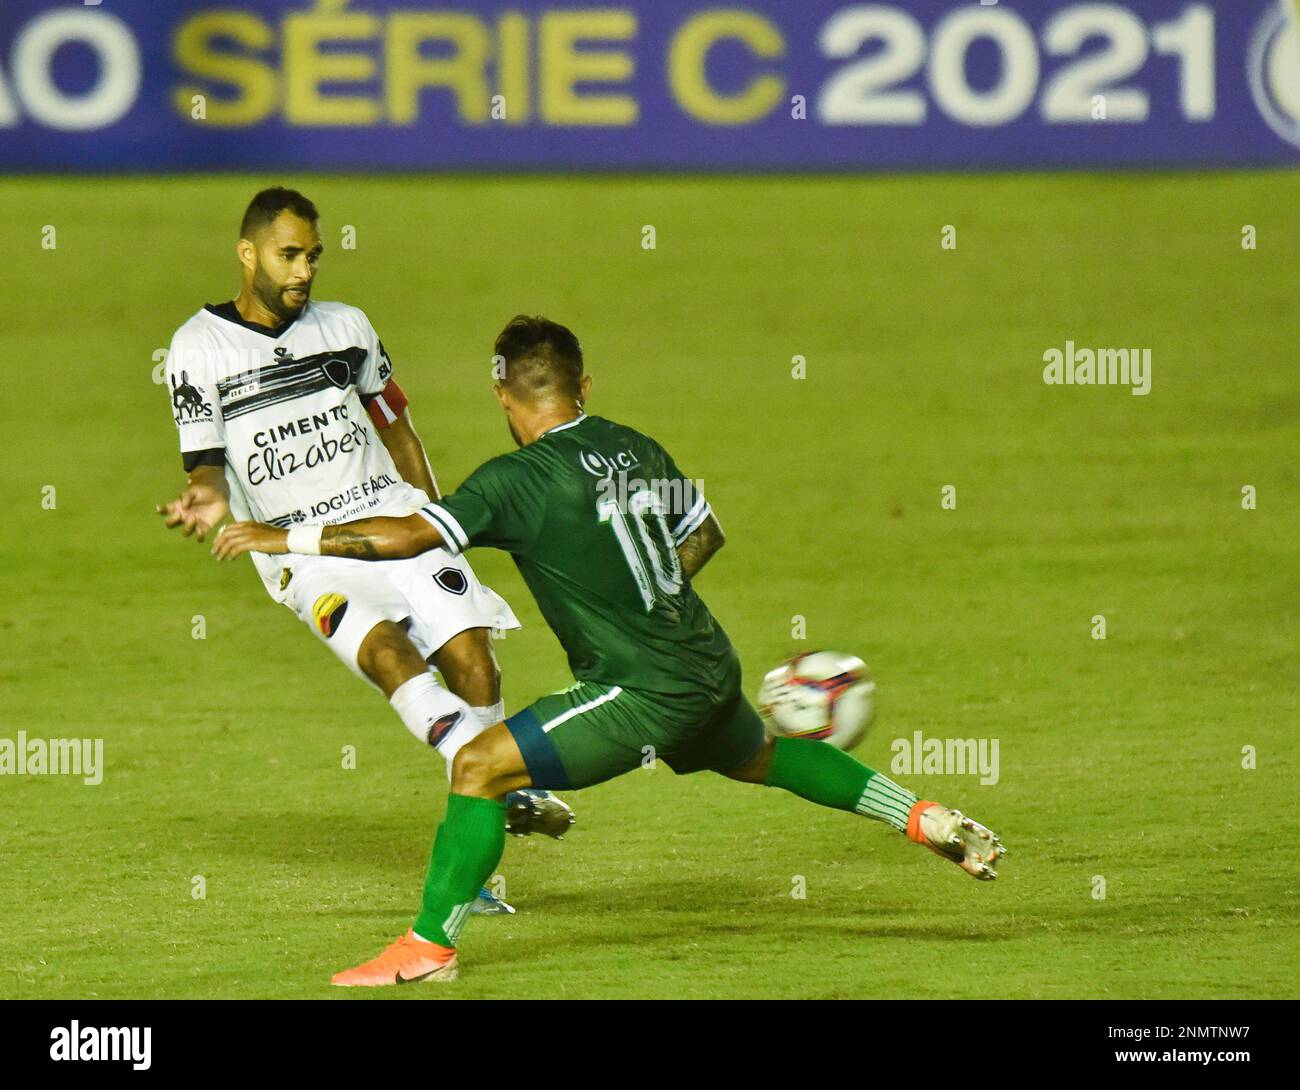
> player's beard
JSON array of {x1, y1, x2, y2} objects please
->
[{"x1": 253, "y1": 264, "x2": 311, "y2": 323}]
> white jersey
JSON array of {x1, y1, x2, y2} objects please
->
[{"x1": 166, "y1": 299, "x2": 425, "y2": 602}]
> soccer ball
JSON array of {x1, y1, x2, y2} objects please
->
[{"x1": 757, "y1": 650, "x2": 876, "y2": 750}]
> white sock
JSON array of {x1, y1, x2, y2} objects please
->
[
  {"x1": 389, "y1": 673, "x2": 479, "y2": 768},
  {"x1": 471, "y1": 701, "x2": 505, "y2": 729}
]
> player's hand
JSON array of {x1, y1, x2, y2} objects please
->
[
  {"x1": 211, "y1": 521, "x2": 288, "y2": 561},
  {"x1": 156, "y1": 483, "x2": 229, "y2": 542}
]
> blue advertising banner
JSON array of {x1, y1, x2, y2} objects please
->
[{"x1": 1, "y1": 0, "x2": 1298, "y2": 170}]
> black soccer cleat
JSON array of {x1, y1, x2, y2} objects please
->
[{"x1": 505, "y1": 789, "x2": 576, "y2": 839}]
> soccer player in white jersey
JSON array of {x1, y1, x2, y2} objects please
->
[{"x1": 157, "y1": 188, "x2": 573, "y2": 913}]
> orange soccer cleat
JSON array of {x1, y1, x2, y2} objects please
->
[
  {"x1": 330, "y1": 929, "x2": 459, "y2": 987},
  {"x1": 906, "y1": 800, "x2": 1007, "y2": 881}
]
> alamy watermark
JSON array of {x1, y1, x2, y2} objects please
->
[
  {"x1": 891, "y1": 730, "x2": 999, "y2": 786},
  {"x1": 50, "y1": 1022, "x2": 150, "y2": 1070},
  {"x1": 1043, "y1": 341, "x2": 1152, "y2": 396},
  {"x1": 594, "y1": 472, "x2": 705, "y2": 518},
  {"x1": 0, "y1": 731, "x2": 103, "y2": 785}
]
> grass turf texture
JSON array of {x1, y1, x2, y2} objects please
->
[{"x1": 0, "y1": 172, "x2": 1295, "y2": 1000}]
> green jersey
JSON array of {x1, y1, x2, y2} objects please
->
[{"x1": 421, "y1": 415, "x2": 737, "y2": 699}]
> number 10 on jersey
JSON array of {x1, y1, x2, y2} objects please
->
[{"x1": 597, "y1": 492, "x2": 683, "y2": 611}]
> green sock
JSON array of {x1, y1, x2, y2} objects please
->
[
  {"x1": 413, "y1": 794, "x2": 506, "y2": 947},
  {"x1": 765, "y1": 737, "x2": 918, "y2": 833}
]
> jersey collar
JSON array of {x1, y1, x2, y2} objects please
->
[
  {"x1": 537, "y1": 413, "x2": 587, "y2": 439},
  {"x1": 204, "y1": 299, "x2": 305, "y2": 339}
]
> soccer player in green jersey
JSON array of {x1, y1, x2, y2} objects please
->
[{"x1": 215, "y1": 315, "x2": 1007, "y2": 986}]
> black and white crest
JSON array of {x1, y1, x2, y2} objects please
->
[
  {"x1": 434, "y1": 568, "x2": 469, "y2": 595},
  {"x1": 321, "y1": 356, "x2": 353, "y2": 389}
]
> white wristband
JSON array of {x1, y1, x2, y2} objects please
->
[{"x1": 286, "y1": 525, "x2": 323, "y2": 556}]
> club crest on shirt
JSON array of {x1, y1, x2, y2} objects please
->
[
  {"x1": 321, "y1": 357, "x2": 352, "y2": 388},
  {"x1": 279, "y1": 568, "x2": 293, "y2": 592},
  {"x1": 312, "y1": 592, "x2": 348, "y2": 637}
]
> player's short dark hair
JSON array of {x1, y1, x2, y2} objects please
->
[
  {"x1": 494, "y1": 315, "x2": 584, "y2": 402},
  {"x1": 240, "y1": 187, "x2": 319, "y2": 240}
]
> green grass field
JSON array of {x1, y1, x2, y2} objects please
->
[{"x1": 0, "y1": 172, "x2": 1295, "y2": 999}]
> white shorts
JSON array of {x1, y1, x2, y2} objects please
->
[{"x1": 282, "y1": 549, "x2": 520, "y2": 684}]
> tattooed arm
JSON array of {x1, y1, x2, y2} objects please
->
[
  {"x1": 676, "y1": 512, "x2": 726, "y2": 580},
  {"x1": 318, "y1": 517, "x2": 442, "y2": 559},
  {"x1": 211, "y1": 514, "x2": 443, "y2": 562}
]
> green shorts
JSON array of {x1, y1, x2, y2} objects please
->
[{"x1": 504, "y1": 679, "x2": 766, "y2": 790}]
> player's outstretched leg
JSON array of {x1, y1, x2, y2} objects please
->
[
  {"x1": 724, "y1": 736, "x2": 1007, "y2": 881},
  {"x1": 331, "y1": 723, "x2": 531, "y2": 986}
]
